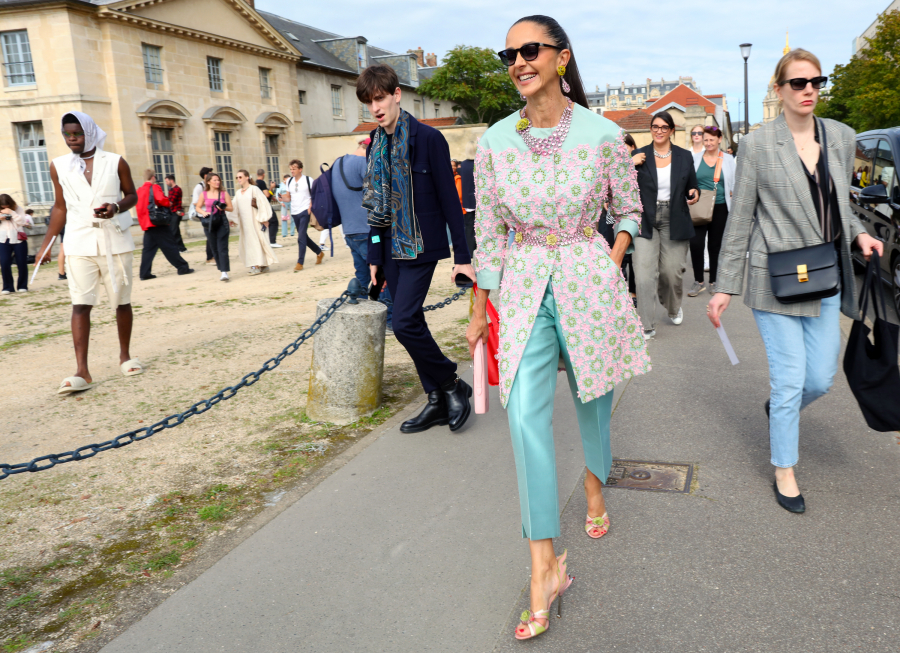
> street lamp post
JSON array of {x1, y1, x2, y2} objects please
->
[{"x1": 740, "y1": 43, "x2": 752, "y2": 135}]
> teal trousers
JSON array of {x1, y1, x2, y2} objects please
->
[{"x1": 507, "y1": 282, "x2": 614, "y2": 540}]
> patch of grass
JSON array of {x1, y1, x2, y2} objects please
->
[
  {"x1": 5, "y1": 591, "x2": 40, "y2": 608},
  {"x1": 126, "y1": 551, "x2": 181, "y2": 573},
  {"x1": 205, "y1": 483, "x2": 229, "y2": 500},
  {"x1": 0, "y1": 567, "x2": 33, "y2": 589},
  {"x1": 197, "y1": 504, "x2": 229, "y2": 521},
  {"x1": 1, "y1": 635, "x2": 32, "y2": 652},
  {"x1": 0, "y1": 329, "x2": 70, "y2": 352}
]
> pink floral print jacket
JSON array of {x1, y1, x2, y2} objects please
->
[{"x1": 473, "y1": 106, "x2": 652, "y2": 407}]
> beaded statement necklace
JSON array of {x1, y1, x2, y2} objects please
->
[
  {"x1": 515, "y1": 100, "x2": 574, "y2": 156},
  {"x1": 653, "y1": 148, "x2": 672, "y2": 159}
]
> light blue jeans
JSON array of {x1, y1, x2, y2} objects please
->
[
  {"x1": 280, "y1": 210, "x2": 295, "y2": 237},
  {"x1": 752, "y1": 293, "x2": 842, "y2": 468}
]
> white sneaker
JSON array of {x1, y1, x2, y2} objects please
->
[
  {"x1": 643, "y1": 328, "x2": 656, "y2": 339},
  {"x1": 220, "y1": 272, "x2": 229, "y2": 282},
  {"x1": 1, "y1": 290, "x2": 10, "y2": 295},
  {"x1": 671, "y1": 307, "x2": 684, "y2": 325},
  {"x1": 270, "y1": 243, "x2": 283, "y2": 248},
  {"x1": 18, "y1": 288, "x2": 27, "y2": 293}
]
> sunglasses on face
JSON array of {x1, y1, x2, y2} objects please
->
[
  {"x1": 497, "y1": 42, "x2": 562, "y2": 67},
  {"x1": 651, "y1": 125, "x2": 671, "y2": 133},
  {"x1": 780, "y1": 76, "x2": 828, "y2": 91},
  {"x1": 691, "y1": 130, "x2": 704, "y2": 136}
]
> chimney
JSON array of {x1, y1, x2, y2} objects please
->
[
  {"x1": 408, "y1": 47, "x2": 425, "y2": 67},
  {"x1": 424, "y1": 52, "x2": 437, "y2": 67}
]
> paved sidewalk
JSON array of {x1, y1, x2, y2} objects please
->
[{"x1": 100, "y1": 292, "x2": 900, "y2": 653}]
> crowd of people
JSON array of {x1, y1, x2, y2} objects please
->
[{"x1": 10, "y1": 14, "x2": 890, "y2": 645}]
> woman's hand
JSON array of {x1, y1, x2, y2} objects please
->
[
  {"x1": 229, "y1": 221, "x2": 237, "y2": 227},
  {"x1": 687, "y1": 189, "x2": 700, "y2": 206},
  {"x1": 707, "y1": 292, "x2": 731, "y2": 328},
  {"x1": 466, "y1": 310, "x2": 489, "y2": 360},
  {"x1": 856, "y1": 232, "x2": 884, "y2": 261},
  {"x1": 632, "y1": 152, "x2": 646, "y2": 167}
]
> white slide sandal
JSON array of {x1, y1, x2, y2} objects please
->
[
  {"x1": 121, "y1": 359, "x2": 144, "y2": 376},
  {"x1": 58, "y1": 376, "x2": 94, "y2": 395}
]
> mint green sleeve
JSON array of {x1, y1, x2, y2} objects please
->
[
  {"x1": 472, "y1": 145, "x2": 508, "y2": 290},
  {"x1": 613, "y1": 218, "x2": 639, "y2": 255}
]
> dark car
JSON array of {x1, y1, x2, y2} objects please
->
[{"x1": 850, "y1": 127, "x2": 900, "y2": 313}]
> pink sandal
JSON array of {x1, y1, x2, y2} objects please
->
[
  {"x1": 514, "y1": 550, "x2": 574, "y2": 640},
  {"x1": 585, "y1": 513, "x2": 610, "y2": 539}
]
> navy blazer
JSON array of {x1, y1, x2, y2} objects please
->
[
  {"x1": 366, "y1": 115, "x2": 470, "y2": 266},
  {"x1": 633, "y1": 143, "x2": 699, "y2": 241}
]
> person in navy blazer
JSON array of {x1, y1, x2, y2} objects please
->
[{"x1": 358, "y1": 64, "x2": 475, "y2": 434}]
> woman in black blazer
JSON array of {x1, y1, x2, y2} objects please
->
[{"x1": 631, "y1": 110, "x2": 699, "y2": 337}]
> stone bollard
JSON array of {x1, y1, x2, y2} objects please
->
[{"x1": 306, "y1": 298, "x2": 387, "y2": 425}]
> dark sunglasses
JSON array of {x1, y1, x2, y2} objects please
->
[
  {"x1": 780, "y1": 76, "x2": 828, "y2": 91},
  {"x1": 497, "y1": 42, "x2": 561, "y2": 67},
  {"x1": 691, "y1": 130, "x2": 704, "y2": 136}
]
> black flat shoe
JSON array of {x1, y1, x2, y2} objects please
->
[
  {"x1": 765, "y1": 400, "x2": 770, "y2": 418},
  {"x1": 773, "y1": 481, "x2": 806, "y2": 513},
  {"x1": 140, "y1": 274, "x2": 157, "y2": 280},
  {"x1": 400, "y1": 391, "x2": 449, "y2": 433},
  {"x1": 444, "y1": 378, "x2": 473, "y2": 432}
]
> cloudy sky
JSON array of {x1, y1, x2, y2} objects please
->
[{"x1": 258, "y1": 0, "x2": 890, "y2": 125}]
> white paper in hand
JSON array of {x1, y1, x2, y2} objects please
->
[{"x1": 715, "y1": 322, "x2": 739, "y2": 366}]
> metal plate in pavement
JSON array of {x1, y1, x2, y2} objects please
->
[{"x1": 605, "y1": 460, "x2": 694, "y2": 493}]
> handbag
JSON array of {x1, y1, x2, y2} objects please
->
[
  {"x1": 842, "y1": 250, "x2": 900, "y2": 432},
  {"x1": 147, "y1": 186, "x2": 171, "y2": 227},
  {"x1": 473, "y1": 338, "x2": 489, "y2": 414},
  {"x1": 17, "y1": 231, "x2": 27, "y2": 242},
  {"x1": 689, "y1": 153, "x2": 722, "y2": 226},
  {"x1": 762, "y1": 118, "x2": 840, "y2": 304},
  {"x1": 473, "y1": 284, "x2": 500, "y2": 387}
]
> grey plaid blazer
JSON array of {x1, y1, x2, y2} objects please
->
[{"x1": 717, "y1": 114, "x2": 866, "y2": 318}]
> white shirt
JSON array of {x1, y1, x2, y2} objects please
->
[
  {"x1": 656, "y1": 164, "x2": 672, "y2": 202},
  {"x1": 0, "y1": 205, "x2": 26, "y2": 244},
  {"x1": 189, "y1": 182, "x2": 204, "y2": 218},
  {"x1": 287, "y1": 175, "x2": 312, "y2": 215}
]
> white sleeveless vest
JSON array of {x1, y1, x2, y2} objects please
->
[{"x1": 53, "y1": 149, "x2": 134, "y2": 257}]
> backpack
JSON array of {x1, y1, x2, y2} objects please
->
[{"x1": 308, "y1": 163, "x2": 342, "y2": 231}]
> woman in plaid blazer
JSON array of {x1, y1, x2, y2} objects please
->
[{"x1": 708, "y1": 49, "x2": 883, "y2": 514}]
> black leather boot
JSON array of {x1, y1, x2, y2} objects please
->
[
  {"x1": 400, "y1": 391, "x2": 449, "y2": 433},
  {"x1": 443, "y1": 378, "x2": 473, "y2": 432}
]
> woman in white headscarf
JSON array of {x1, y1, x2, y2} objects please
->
[{"x1": 233, "y1": 169, "x2": 277, "y2": 275}]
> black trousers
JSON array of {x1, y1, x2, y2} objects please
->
[
  {"x1": 140, "y1": 227, "x2": 191, "y2": 278},
  {"x1": 382, "y1": 250, "x2": 456, "y2": 393},
  {"x1": 292, "y1": 211, "x2": 322, "y2": 264},
  {"x1": 463, "y1": 210, "x2": 476, "y2": 257},
  {"x1": 169, "y1": 213, "x2": 186, "y2": 251},
  {"x1": 208, "y1": 220, "x2": 230, "y2": 272},
  {"x1": 0, "y1": 240, "x2": 28, "y2": 292},
  {"x1": 268, "y1": 213, "x2": 279, "y2": 244},
  {"x1": 690, "y1": 202, "x2": 729, "y2": 284},
  {"x1": 202, "y1": 219, "x2": 214, "y2": 261}
]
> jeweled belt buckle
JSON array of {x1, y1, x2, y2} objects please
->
[
  {"x1": 545, "y1": 233, "x2": 558, "y2": 247},
  {"x1": 797, "y1": 264, "x2": 808, "y2": 283},
  {"x1": 583, "y1": 226, "x2": 593, "y2": 238},
  {"x1": 514, "y1": 232, "x2": 523, "y2": 244}
]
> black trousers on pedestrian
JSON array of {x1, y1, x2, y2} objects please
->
[
  {"x1": 689, "y1": 202, "x2": 729, "y2": 284},
  {"x1": 0, "y1": 240, "x2": 28, "y2": 292},
  {"x1": 291, "y1": 211, "x2": 321, "y2": 265},
  {"x1": 140, "y1": 227, "x2": 191, "y2": 279},
  {"x1": 463, "y1": 210, "x2": 476, "y2": 257},
  {"x1": 169, "y1": 213, "x2": 186, "y2": 251},
  {"x1": 268, "y1": 213, "x2": 279, "y2": 244},
  {"x1": 202, "y1": 218, "x2": 214, "y2": 261},
  {"x1": 208, "y1": 220, "x2": 230, "y2": 272},
  {"x1": 382, "y1": 248, "x2": 457, "y2": 394}
]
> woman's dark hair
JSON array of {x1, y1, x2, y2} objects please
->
[
  {"x1": 703, "y1": 126, "x2": 722, "y2": 137},
  {"x1": 622, "y1": 133, "x2": 636, "y2": 149},
  {"x1": 512, "y1": 15, "x2": 588, "y2": 109},
  {"x1": 0, "y1": 194, "x2": 16, "y2": 210},
  {"x1": 651, "y1": 110, "x2": 676, "y2": 132}
]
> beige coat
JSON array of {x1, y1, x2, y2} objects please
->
[{"x1": 233, "y1": 184, "x2": 277, "y2": 268}]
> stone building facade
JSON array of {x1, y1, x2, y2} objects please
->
[{"x1": 586, "y1": 76, "x2": 702, "y2": 114}]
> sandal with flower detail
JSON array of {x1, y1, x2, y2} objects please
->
[
  {"x1": 585, "y1": 513, "x2": 610, "y2": 539},
  {"x1": 514, "y1": 550, "x2": 574, "y2": 640}
]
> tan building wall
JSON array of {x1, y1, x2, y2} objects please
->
[{"x1": 0, "y1": 0, "x2": 303, "y2": 223}]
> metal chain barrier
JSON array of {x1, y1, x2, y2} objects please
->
[
  {"x1": 422, "y1": 287, "x2": 468, "y2": 312},
  {"x1": 0, "y1": 279, "x2": 469, "y2": 481}
]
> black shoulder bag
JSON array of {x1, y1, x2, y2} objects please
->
[
  {"x1": 148, "y1": 185, "x2": 171, "y2": 227},
  {"x1": 338, "y1": 156, "x2": 363, "y2": 192},
  {"x1": 763, "y1": 119, "x2": 841, "y2": 304}
]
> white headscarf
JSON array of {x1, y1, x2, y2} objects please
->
[{"x1": 61, "y1": 111, "x2": 107, "y2": 174}]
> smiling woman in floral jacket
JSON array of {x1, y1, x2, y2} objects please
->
[{"x1": 465, "y1": 14, "x2": 651, "y2": 642}]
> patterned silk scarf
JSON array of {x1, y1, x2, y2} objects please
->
[{"x1": 363, "y1": 110, "x2": 423, "y2": 260}]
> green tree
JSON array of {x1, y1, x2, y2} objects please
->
[
  {"x1": 417, "y1": 45, "x2": 520, "y2": 125},
  {"x1": 817, "y1": 10, "x2": 900, "y2": 131}
]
